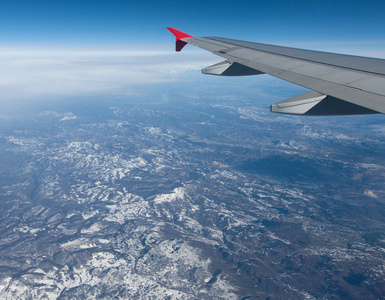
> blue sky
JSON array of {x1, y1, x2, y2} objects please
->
[
  {"x1": 1, "y1": 0, "x2": 385, "y2": 101},
  {"x1": 1, "y1": 0, "x2": 385, "y2": 46}
]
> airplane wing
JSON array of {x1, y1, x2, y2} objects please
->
[{"x1": 167, "y1": 27, "x2": 385, "y2": 116}]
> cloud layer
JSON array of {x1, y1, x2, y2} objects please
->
[
  {"x1": 0, "y1": 46, "x2": 217, "y2": 100},
  {"x1": 3, "y1": 43, "x2": 380, "y2": 103}
]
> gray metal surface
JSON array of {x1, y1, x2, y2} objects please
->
[
  {"x1": 209, "y1": 37, "x2": 385, "y2": 76},
  {"x1": 202, "y1": 60, "x2": 263, "y2": 76},
  {"x1": 188, "y1": 36, "x2": 385, "y2": 115}
]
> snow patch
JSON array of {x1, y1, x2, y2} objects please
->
[{"x1": 153, "y1": 187, "x2": 185, "y2": 204}]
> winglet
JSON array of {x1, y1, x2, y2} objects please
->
[{"x1": 167, "y1": 27, "x2": 193, "y2": 52}]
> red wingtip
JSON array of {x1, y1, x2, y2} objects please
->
[
  {"x1": 167, "y1": 27, "x2": 193, "y2": 52},
  {"x1": 167, "y1": 27, "x2": 193, "y2": 41}
]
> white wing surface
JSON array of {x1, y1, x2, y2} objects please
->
[{"x1": 168, "y1": 27, "x2": 385, "y2": 116}]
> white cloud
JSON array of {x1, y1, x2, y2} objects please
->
[
  {"x1": 0, "y1": 46, "x2": 217, "y2": 100},
  {"x1": 6, "y1": 42, "x2": 377, "y2": 103}
]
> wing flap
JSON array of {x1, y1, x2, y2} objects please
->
[
  {"x1": 202, "y1": 60, "x2": 264, "y2": 76},
  {"x1": 271, "y1": 91, "x2": 326, "y2": 115},
  {"x1": 271, "y1": 91, "x2": 378, "y2": 115}
]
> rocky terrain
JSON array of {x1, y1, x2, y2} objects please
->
[{"x1": 0, "y1": 92, "x2": 385, "y2": 299}]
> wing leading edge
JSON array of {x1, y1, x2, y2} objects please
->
[{"x1": 167, "y1": 27, "x2": 385, "y2": 116}]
